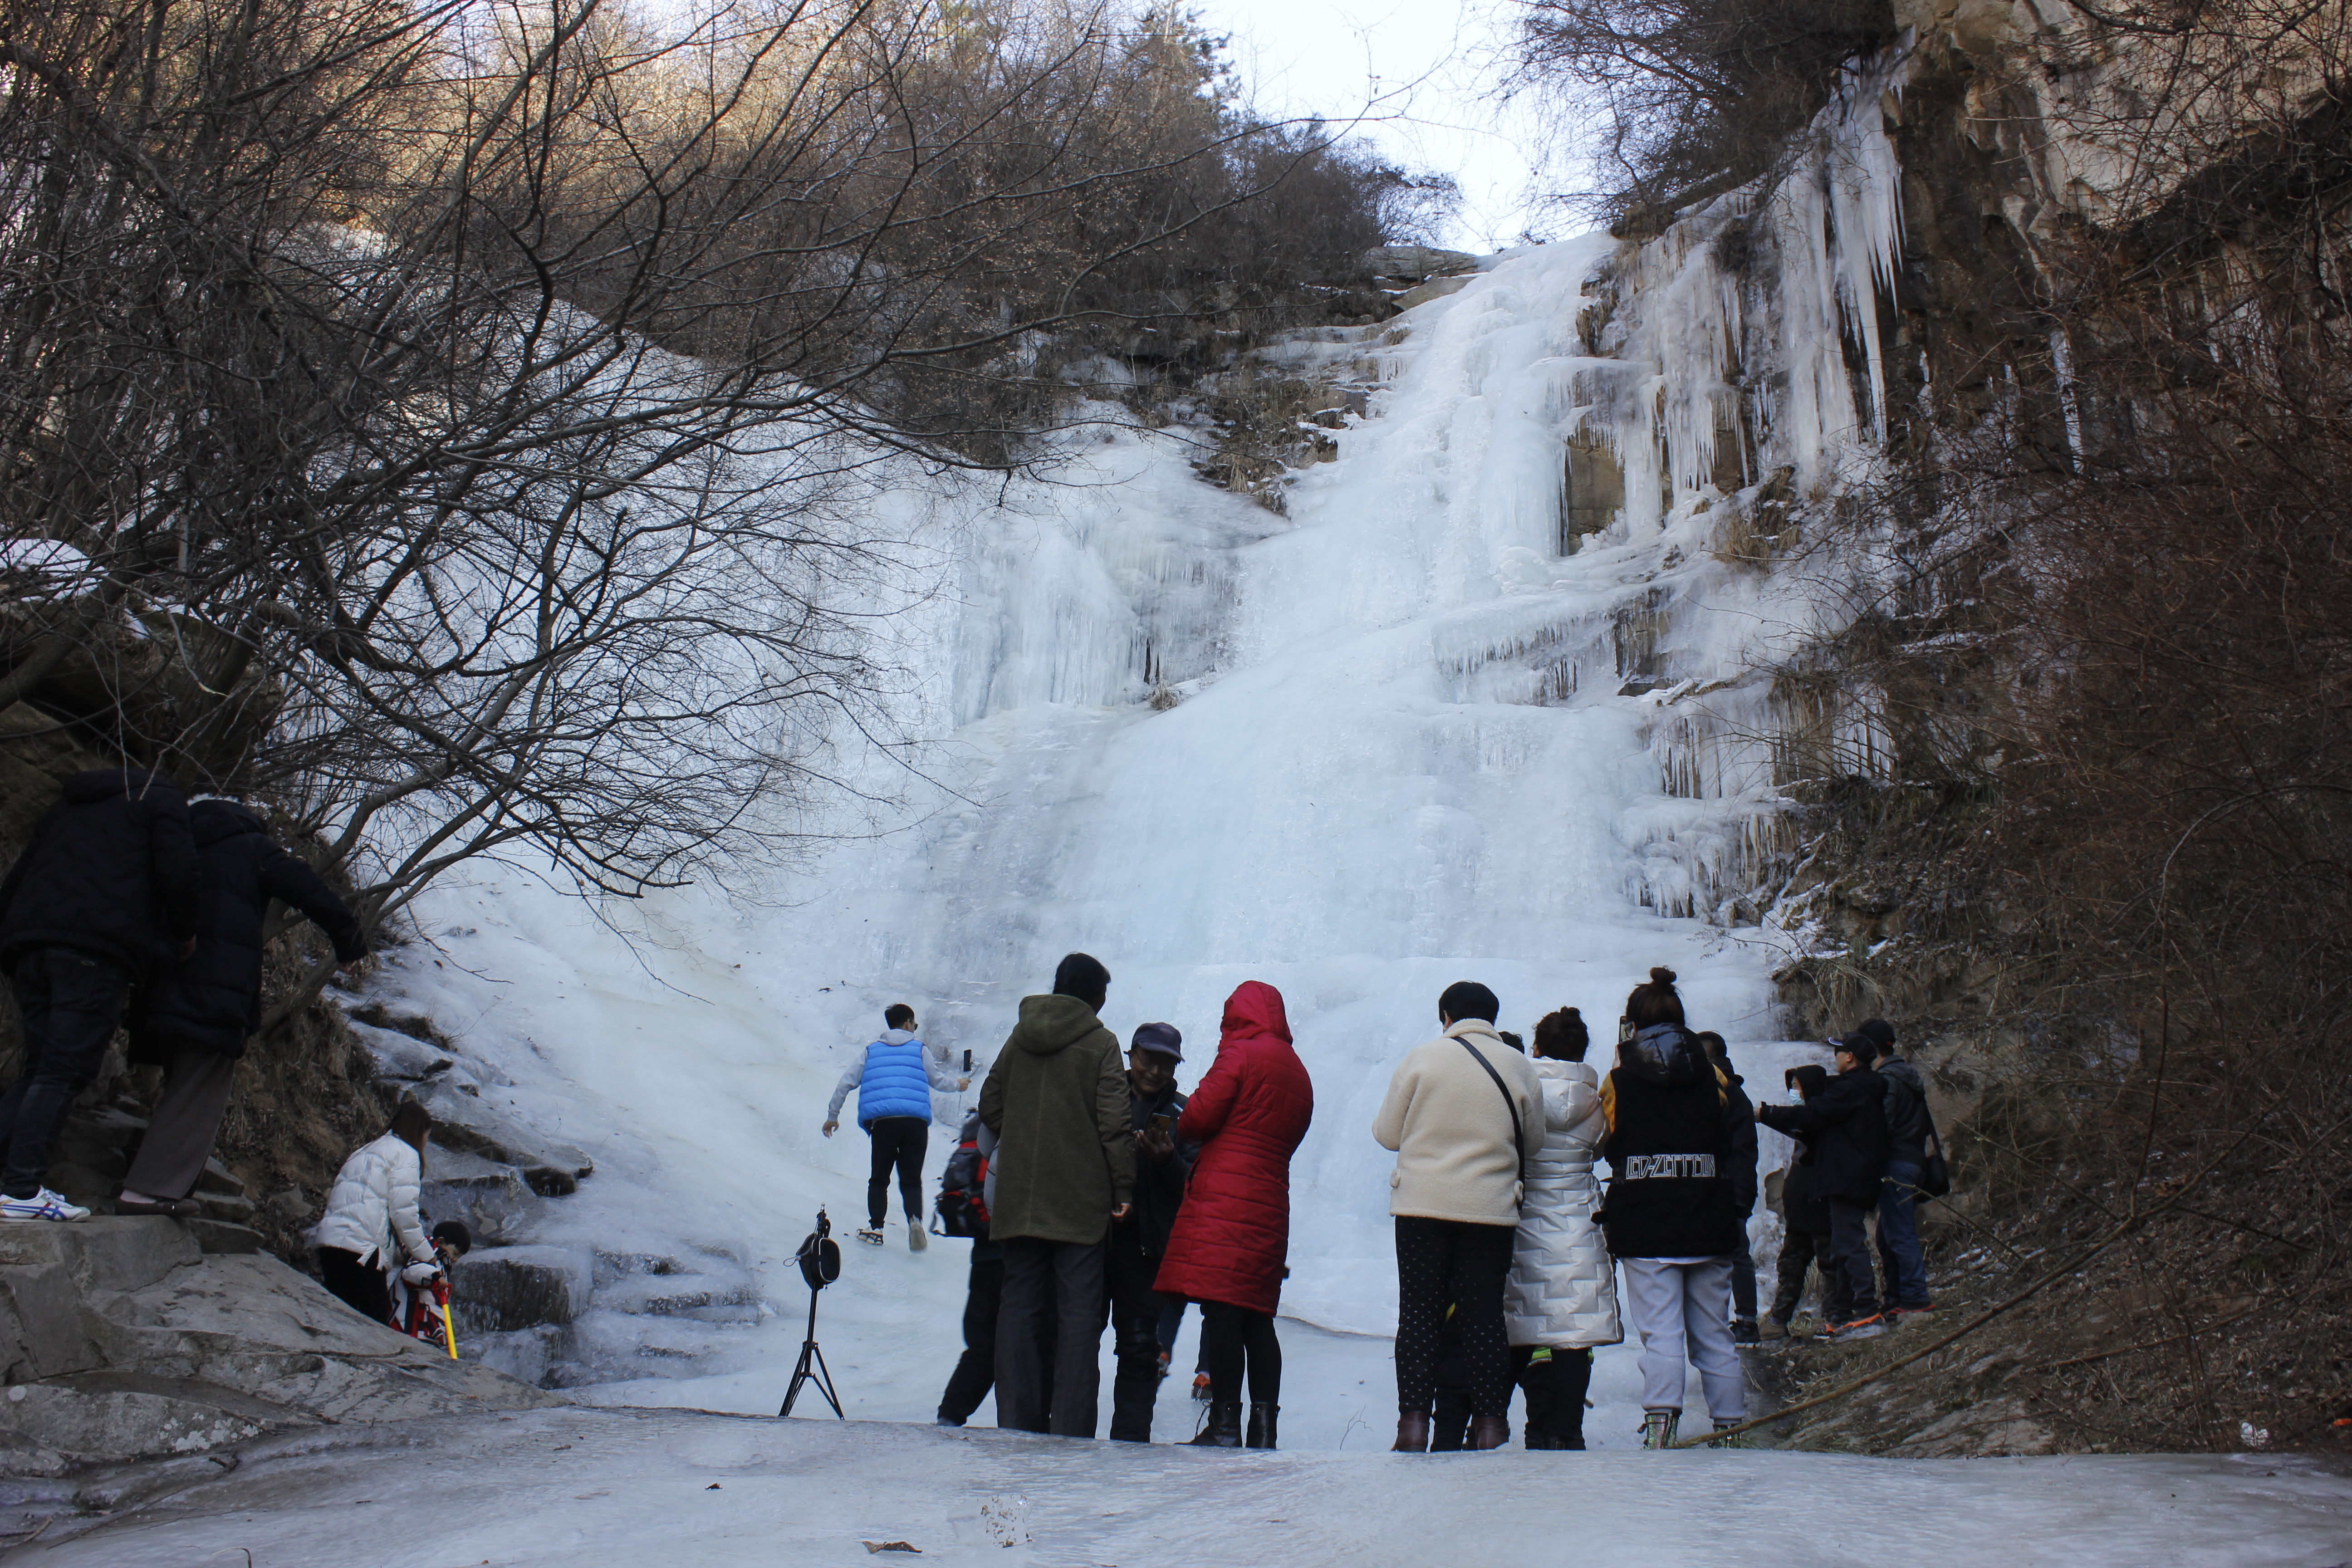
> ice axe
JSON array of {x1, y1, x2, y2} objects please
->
[{"x1": 431, "y1": 1276, "x2": 458, "y2": 1359}]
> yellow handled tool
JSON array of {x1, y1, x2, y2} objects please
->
[{"x1": 433, "y1": 1279, "x2": 458, "y2": 1359}]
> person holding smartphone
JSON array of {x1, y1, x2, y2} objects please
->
[{"x1": 1104, "y1": 1022, "x2": 1191, "y2": 1441}]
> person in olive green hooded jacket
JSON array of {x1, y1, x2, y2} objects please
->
[{"x1": 977, "y1": 952, "x2": 1136, "y2": 1437}]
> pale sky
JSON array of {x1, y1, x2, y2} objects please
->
[{"x1": 1185, "y1": 0, "x2": 1568, "y2": 252}]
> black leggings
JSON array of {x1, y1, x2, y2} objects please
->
[
  {"x1": 866, "y1": 1117, "x2": 928, "y2": 1227},
  {"x1": 1200, "y1": 1300, "x2": 1282, "y2": 1405},
  {"x1": 1395, "y1": 1216, "x2": 1515, "y2": 1418},
  {"x1": 317, "y1": 1246, "x2": 392, "y2": 1326}
]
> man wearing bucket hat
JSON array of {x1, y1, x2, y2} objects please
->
[{"x1": 1105, "y1": 1021, "x2": 1192, "y2": 1440}]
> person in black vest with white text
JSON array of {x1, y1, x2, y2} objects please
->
[
  {"x1": 1597, "y1": 968, "x2": 1748, "y2": 1449},
  {"x1": 1756, "y1": 1035, "x2": 1890, "y2": 1341},
  {"x1": 824, "y1": 1004, "x2": 966, "y2": 1249}
]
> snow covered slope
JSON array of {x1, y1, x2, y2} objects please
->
[{"x1": 359, "y1": 195, "x2": 1903, "y2": 1440}]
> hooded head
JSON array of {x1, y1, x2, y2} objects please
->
[
  {"x1": 1787, "y1": 1063, "x2": 1831, "y2": 1100},
  {"x1": 1220, "y1": 980, "x2": 1292, "y2": 1045}
]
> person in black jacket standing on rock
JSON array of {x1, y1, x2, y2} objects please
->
[
  {"x1": 1856, "y1": 1019, "x2": 1936, "y2": 1318},
  {"x1": 1598, "y1": 968, "x2": 1749, "y2": 1448},
  {"x1": 117, "y1": 798, "x2": 368, "y2": 1217},
  {"x1": 0, "y1": 768, "x2": 199, "y2": 1222},
  {"x1": 1107, "y1": 1022, "x2": 1191, "y2": 1441},
  {"x1": 1756, "y1": 1036, "x2": 1890, "y2": 1341}
]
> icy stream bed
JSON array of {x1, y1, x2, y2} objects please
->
[{"x1": 39, "y1": 1407, "x2": 2352, "y2": 1567}]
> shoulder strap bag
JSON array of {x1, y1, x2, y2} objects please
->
[{"x1": 1457, "y1": 1038, "x2": 1528, "y2": 1178}]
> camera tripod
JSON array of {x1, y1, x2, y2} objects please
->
[
  {"x1": 778, "y1": 1286, "x2": 842, "y2": 1418},
  {"x1": 779, "y1": 1210, "x2": 843, "y2": 1419}
]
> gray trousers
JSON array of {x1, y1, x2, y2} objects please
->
[
  {"x1": 1621, "y1": 1257, "x2": 1746, "y2": 1421},
  {"x1": 123, "y1": 1045, "x2": 238, "y2": 1200}
]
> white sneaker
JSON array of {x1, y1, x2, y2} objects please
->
[
  {"x1": 0, "y1": 1189, "x2": 91, "y2": 1223},
  {"x1": 908, "y1": 1225, "x2": 927, "y2": 1252}
]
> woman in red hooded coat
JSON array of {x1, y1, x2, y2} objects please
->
[{"x1": 1153, "y1": 980, "x2": 1314, "y2": 1449}]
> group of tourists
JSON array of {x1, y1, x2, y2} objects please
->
[
  {"x1": 848, "y1": 956, "x2": 1942, "y2": 1452},
  {"x1": 0, "y1": 764, "x2": 483, "y2": 1338},
  {"x1": 0, "y1": 766, "x2": 367, "y2": 1225}
]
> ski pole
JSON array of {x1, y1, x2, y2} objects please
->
[{"x1": 433, "y1": 1277, "x2": 458, "y2": 1359}]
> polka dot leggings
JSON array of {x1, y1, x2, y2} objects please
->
[{"x1": 1394, "y1": 1216, "x2": 1516, "y2": 1418}]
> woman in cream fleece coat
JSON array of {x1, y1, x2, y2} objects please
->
[{"x1": 1372, "y1": 981, "x2": 1543, "y2": 1453}]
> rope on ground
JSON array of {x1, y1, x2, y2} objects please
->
[{"x1": 1668, "y1": 1122, "x2": 2259, "y2": 1450}]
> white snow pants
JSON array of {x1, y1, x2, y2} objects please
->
[{"x1": 1621, "y1": 1257, "x2": 1746, "y2": 1421}]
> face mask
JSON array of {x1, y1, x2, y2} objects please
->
[{"x1": 1787, "y1": 1086, "x2": 1804, "y2": 1102}]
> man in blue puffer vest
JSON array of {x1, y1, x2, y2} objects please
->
[{"x1": 824, "y1": 1004, "x2": 966, "y2": 1249}]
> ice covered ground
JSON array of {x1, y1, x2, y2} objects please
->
[{"x1": 39, "y1": 1407, "x2": 2352, "y2": 1567}]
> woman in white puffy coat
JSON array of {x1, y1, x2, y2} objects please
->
[
  {"x1": 313, "y1": 1102, "x2": 437, "y2": 1325},
  {"x1": 1503, "y1": 1008, "x2": 1621, "y2": 1448}
]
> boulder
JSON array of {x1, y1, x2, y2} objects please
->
[
  {"x1": 348, "y1": 1018, "x2": 454, "y2": 1081},
  {"x1": 0, "y1": 1218, "x2": 560, "y2": 1470},
  {"x1": 0, "y1": 1377, "x2": 282, "y2": 1464},
  {"x1": 1361, "y1": 245, "x2": 1478, "y2": 284},
  {"x1": 409, "y1": 1079, "x2": 593, "y2": 1197},
  {"x1": 419, "y1": 1143, "x2": 538, "y2": 1246},
  {"x1": 451, "y1": 1245, "x2": 593, "y2": 1333}
]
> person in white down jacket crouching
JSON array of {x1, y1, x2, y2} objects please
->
[{"x1": 314, "y1": 1101, "x2": 439, "y2": 1325}]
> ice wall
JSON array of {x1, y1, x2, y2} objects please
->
[{"x1": 364, "y1": 71, "x2": 1915, "y2": 1433}]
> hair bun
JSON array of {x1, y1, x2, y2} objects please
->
[
  {"x1": 1649, "y1": 966, "x2": 1678, "y2": 986},
  {"x1": 1563, "y1": 1006, "x2": 1580, "y2": 1019}
]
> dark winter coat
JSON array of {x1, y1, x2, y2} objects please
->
[
  {"x1": 1118, "y1": 1080, "x2": 1191, "y2": 1259},
  {"x1": 1719, "y1": 1064, "x2": 1759, "y2": 1217},
  {"x1": 977, "y1": 993, "x2": 1135, "y2": 1245},
  {"x1": 129, "y1": 800, "x2": 367, "y2": 1060},
  {"x1": 1757, "y1": 1066, "x2": 1890, "y2": 1206},
  {"x1": 1154, "y1": 981, "x2": 1315, "y2": 1316},
  {"x1": 1875, "y1": 1056, "x2": 1934, "y2": 1166},
  {"x1": 1597, "y1": 1023, "x2": 1746, "y2": 1259},
  {"x1": 1776, "y1": 1065, "x2": 1833, "y2": 1233},
  {"x1": 0, "y1": 769, "x2": 198, "y2": 975}
]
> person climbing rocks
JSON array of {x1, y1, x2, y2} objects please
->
[
  {"x1": 119, "y1": 795, "x2": 369, "y2": 1219},
  {"x1": 1755, "y1": 1034, "x2": 1890, "y2": 1343},
  {"x1": 1374, "y1": 980, "x2": 1542, "y2": 1453},
  {"x1": 1693, "y1": 1030, "x2": 1761, "y2": 1343},
  {"x1": 824, "y1": 1003, "x2": 965, "y2": 1249},
  {"x1": 1504, "y1": 1006, "x2": 1621, "y2": 1449},
  {"x1": 0, "y1": 766, "x2": 199, "y2": 1222},
  {"x1": 1105, "y1": 1022, "x2": 1192, "y2": 1441},
  {"x1": 976, "y1": 953, "x2": 1133, "y2": 1437},
  {"x1": 314, "y1": 1102, "x2": 439, "y2": 1326},
  {"x1": 1154, "y1": 984, "x2": 1314, "y2": 1449},
  {"x1": 1597, "y1": 967, "x2": 1749, "y2": 1449},
  {"x1": 1857, "y1": 1019, "x2": 1936, "y2": 1318},
  {"x1": 1766, "y1": 1064, "x2": 1835, "y2": 1336}
]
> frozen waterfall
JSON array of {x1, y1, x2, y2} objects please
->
[{"x1": 367, "y1": 78, "x2": 1922, "y2": 1445}]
